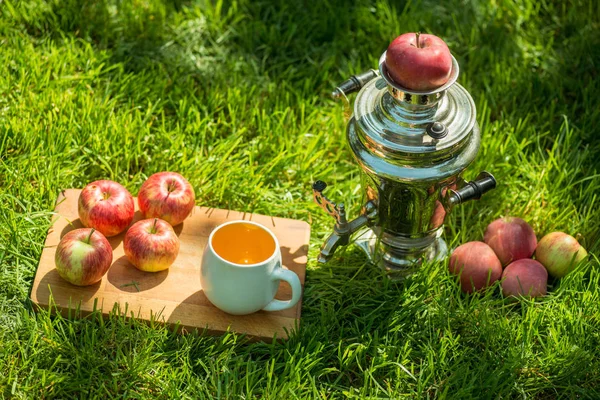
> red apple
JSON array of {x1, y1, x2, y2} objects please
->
[
  {"x1": 78, "y1": 180, "x2": 135, "y2": 237},
  {"x1": 124, "y1": 218, "x2": 180, "y2": 272},
  {"x1": 385, "y1": 32, "x2": 453, "y2": 91},
  {"x1": 535, "y1": 232, "x2": 588, "y2": 278},
  {"x1": 55, "y1": 228, "x2": 113, "y2": 286},
  {"x1": 138, "y1": 172, "x2": 195, "y2": 226},
  {"x1": 484, "y1": 217, "x2": 537, "y2": 266},
  {"x1": 449, "y1": 241, "x2": 503, "y2": 293},
  {"x1": 501, "y1": 259, "x2": 547, "y2": 298}
]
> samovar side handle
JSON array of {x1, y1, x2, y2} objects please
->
[
  {"x1": 331, "y1": 69, "x2": 379, "y2": 99},
  {"x1": 445, "y1": 171, "x2": 497, "y2": 210},
  {"x1": 312, "y1": 181, "x2": 378, "y2": 263}
]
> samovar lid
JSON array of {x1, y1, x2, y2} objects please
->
[{"x1": 352, "y1": 52, "x2": 477, "y2": 163}]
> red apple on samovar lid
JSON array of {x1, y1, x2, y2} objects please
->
[{"x1": 385, "y1": 32, "x2": 453, "y2": 91}]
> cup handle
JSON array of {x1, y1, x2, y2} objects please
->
[{"x1": 262, "y1": 265, "x2": 302, "y2": 312}]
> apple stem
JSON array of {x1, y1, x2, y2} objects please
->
[
  {"x1": 152, "y1": 218, "x2": 158, "y2": 234},
  {"x1": 86, "y1": 228, "x2": 95, "y2": 244},
  {"x1": 415, "y1": 32, "x2": 421, "y2": 48}
]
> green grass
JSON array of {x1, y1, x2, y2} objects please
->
[{"x1": 1, "y1": 0, "x2": 600, "y2": 398}]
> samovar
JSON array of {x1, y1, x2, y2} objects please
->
[{"x1": 313, "y1": 51, "x2": 497, "y2": 275}]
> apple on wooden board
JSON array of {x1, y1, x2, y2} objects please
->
[
  {"x1": 124, "y1": 218, "x2": 180, "y2": 272},
  {"x1": 535, "y1": 232, "x2": 588, "y2": 278},
  {"x1": 385, "y1": 32, "x2": 453, "y2": 91},
  {"x1": 449, "y1": 241, "x2": 503, "y2": 293},
  {"x1": 55, "y1": 228, "x2": 113, "y2": 286},
  {"x1": 501, "y1": 259, "x2": 547, "y2": 298},
  {"x1": 484, "y1": 217, "x2": 537, "y2": 266},
  {"x1": 78, "y1": 180, "x2": 135, "y2": 237},
  {"x1": 138, "y1": 172, "x2": 195, "y2": 226}
]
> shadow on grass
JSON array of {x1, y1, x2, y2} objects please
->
[
  {"x1": 7, "y1": 1, "x2": 517, "y2": 90},
  {"x1": 13, "y1": 0, "x2": 599, "y2": 133}
]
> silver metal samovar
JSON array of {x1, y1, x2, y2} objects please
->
[{"x1": 313, "y1": 52, "x2": 497, "y2": 275}]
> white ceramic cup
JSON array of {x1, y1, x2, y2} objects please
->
[{"x1": 200, "y1": 220, "x2": 302, "y2": 315}]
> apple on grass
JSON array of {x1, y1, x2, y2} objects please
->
[
  {"x1": 138, "y1": 172, "x2": 195, "y2": 226},
  {"x1": 78, "y1": 180, "x2": 135, "y2": 237},
  {"x1": 501, "y1": 259, "x2": 547, "y2": 298},
  {"x1": 55, "y1": 228, "x2": 113, "y2": 286},
  {"x1": 535, "y1": 232, "x2": 588, "y2": 278},
  {"x1": 484, "y1": 217, "x2": 537, "y2": 266},
  {"x1": 124, "y1": 218, "x2": 180, "y2": 272},
  {"x1": 449, "y1": 241, "x2": 503, "y2": 293},
  {"x1": 385, "y1": 32, "x2": 453, "y2": 91}
]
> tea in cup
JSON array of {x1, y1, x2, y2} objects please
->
[{"x1": 200, "y1": 220, "x2": 302, "y2": 315}]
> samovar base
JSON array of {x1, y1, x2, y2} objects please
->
[{"x1": 354, "y1": 228, "x2": 448, "y2": 278}]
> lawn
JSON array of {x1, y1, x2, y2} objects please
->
[{"x1": 1, "y1": 0, "x2": 600, "y2": 398}]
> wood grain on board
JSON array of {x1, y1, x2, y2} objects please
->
[{"x1": 30, "y1": 189, "x2": 310, "y2": 340}]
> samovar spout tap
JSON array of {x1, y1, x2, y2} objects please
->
[{"x1": 312, "y1": 181, "x2": 377, "y2": 263}]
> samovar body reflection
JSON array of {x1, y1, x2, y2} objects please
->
[{"x1": 313, "y1": 52, "x2": 497, "y2": 275}]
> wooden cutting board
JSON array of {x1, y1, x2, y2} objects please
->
[{"x1": 30, "y1": 189, "x2": 310, "y2": 340}]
